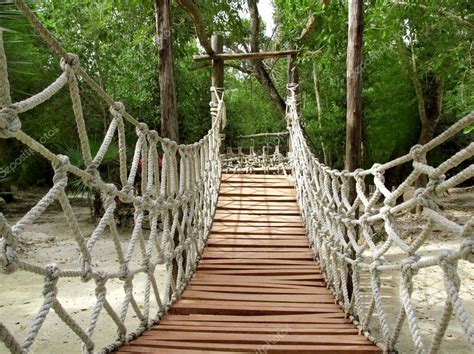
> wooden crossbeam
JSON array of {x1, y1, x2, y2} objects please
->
[{"x1": 193, "y1": 49, "x2": 298, "y2": 62}]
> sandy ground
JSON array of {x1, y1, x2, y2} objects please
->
[
  {"x1": 0, "y1": 191, "x2": 167, "y2": 354},
  {"x1": 356, "y1": 193, "x2": 474, "y2": 353},
  {"x1": 0, "y1": 189, "x2": 473, "y2": 353}
]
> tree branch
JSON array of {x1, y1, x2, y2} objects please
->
[
  {"x1": 299, "y1": 14, "x2": 317, "y2": 42},
  {"x1": 176, "y1": 0, "x2": 214, "y2": 54},
  {"x1": 225, "y1": 63, "x2": 252, "y2": 75},
  {"x1": 395, "y1": 36, "x2": 428, "y2": 126},
  {"x1": 393, "y1": 1, "x2": 474, "y2": 32},
  {"x1": 246, "y1": 0, "x2": 286, "y2": 117},
  {"x1": 248, "y1": 0, "x2": 260, "y2": 52}
]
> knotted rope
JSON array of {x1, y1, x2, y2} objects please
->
[
  {"x1": 0, "y1": 2, "x2": 224, "y2": 352},
  {"x1": 287, "y1": 83, "x2": 473, "y2": 353}
]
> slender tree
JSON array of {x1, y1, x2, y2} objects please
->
[
  {"x1": 155, "y1": 0, "x2": 179, "y2": 142},
  {"x1": 345, "y1": 0, "x2": 364, "y2": 199}
]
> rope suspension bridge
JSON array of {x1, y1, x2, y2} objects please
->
[{"x1": 1, "y1": 1, "x2": 473, "y2": 353}]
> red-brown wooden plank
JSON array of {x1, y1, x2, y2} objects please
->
[{"x1": 117, "y1": 174, "x2": 380, "y2": 353}]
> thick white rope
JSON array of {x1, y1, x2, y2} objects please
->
[
  {"x1": 287, "y1": 83, "x2": 473, "y2": 353},
  {"x1": 0, "y1": 6, "x2": 225, "y2": 352}
]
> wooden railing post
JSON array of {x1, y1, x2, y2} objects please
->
[{"x1": 211, "y1": 34, "x2": 224, "y2": 108}]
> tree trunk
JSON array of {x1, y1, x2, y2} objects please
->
[
  {"x1": 418, "y1": 74, "x2": 444, "y2": 145},
  {"x1": 247, "y1": 0, "x2": 287, "y2": 117},
  {"x1": 396, "y1": 38, "x2": 444, "y2": 186},
  {"x1": 312, "y1": 62, "x2": 330, "y2": 165},
  {"x1": 155, "y1": 0, "x2": 179, "y2": 143},
  {"x1": 345, "y1": 0, "x2": 364, "y2": 200},
  {"x1": 253, "y1": 64, "x2": 287, "y2": 116},
  {"x1": 344, "y1": 0, "x2": 364, "y2": 302}
]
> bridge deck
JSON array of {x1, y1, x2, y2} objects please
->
[{"x1": 117, "y1": 174, "x2": 380, "y2": 353}]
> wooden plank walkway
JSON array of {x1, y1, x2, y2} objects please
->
[{"x1": 117, "y1": 174, "x2": 381, "y2": 353}]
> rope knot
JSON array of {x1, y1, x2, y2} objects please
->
[
  {"x1": 84, "y1": 165, "x2": 101, "y2": 186},
  {"x1": 410, "y1": 144, "x2": 425, "y2": 162},
  {"x1": 380, "y1": 205, "x2": 391, "y2": 219},
  {"x1": 110, "y1": 101, "x2": 125, "y2": 116},
  {"x1": 371, "y1": 163, "x2": 382, "y2": 173},
  {"x1": 43, "y1": 263, "x2": 60, "y2": 296},
  {"x1": 0, "y1": 105, "x2": 21, "y2": 138},
  {"x1": 95, "y1": 271, "x2": 108, "y2": 296},
  {"x1": 401, "y1": 255, "x2": 420, "y2": 278},
  {"x1": 60, "y1": 53, "x2": 80, "y2": 74},
  {"x1": 79, "y1": 255, "x2": 93, "y2": 282},
  {"x1": 438, "y1": 252, "x2": 461, "y2": 290},
  {"x1": 374, "y1": 170, "x2": 385, "y2": 184},
  {"x1": 103, "y1": 191, "x2": 117, "y2": 210},
  {"x1": 0, "y1": 232, "x2": 18, "y2": 274},
  {"x1": 353, "y1": 168, "x2": 364, "y2": 179},
  {"x1": 0, "y1": 213, "x2": 18, "y2": 275},
  {"x1": 414, "y1": 188, "x2": 439, "y2": 211},
  {"x1": 426, "y1": 174, "x2": 446, "y2": 194},
  {"x1": 119, "y1": 263, "x2": 130, "y2": 281},
  {"x1": 147, "y1": 130, "x2": 159, "y2": 144},
  {"x1": 136, "y1": 123, "x2": 148, "y2": 134},
  {"x1": 460, "y1": 238, "x2": 474, "y2": 263},
  {"x1": 52, "y1": 155, "x2": 70, "y2": 185},
  {"x1": 370, "y1": 259, "x2": 383, "y2": 274}
]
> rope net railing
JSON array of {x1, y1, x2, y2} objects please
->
[
  {"x1": 287, "y1": 83, "x2": 474, "y2": 353},
  {"x1": 0, "y1": 2, "x2": 224, "y2": 353},
  {"x1": 222, "y1": 131, "x2": 291, "y2": 174}
]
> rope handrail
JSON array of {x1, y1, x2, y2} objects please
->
[
  {"x1": 0, "y1": 1, "x2": 473, "y2": 353},
  {"x1": 287, "y1": 84, "x2": 474, "y2": 352},
  {"x1": 0, "y1": 2, "x2": 226, "y2": 353}
]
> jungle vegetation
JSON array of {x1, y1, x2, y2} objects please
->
[{"x1": 0, "y1": 0, "x2": 472, "y2": 193}]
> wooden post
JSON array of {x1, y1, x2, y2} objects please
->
[
  {"x1": 211, "y1": 34, "x2": 224, "y2": 106},
  {"x1": 344, "y1": 0, "x2": 364, "y2": 302},
  {"x1": 345, "y1": 0, "x2": 364, "y2": 194}
]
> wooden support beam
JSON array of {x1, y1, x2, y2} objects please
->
[
  {"x1": 211, "y1": 34, "x2": 224, "y2": 105},
  {"x1": 211, "y1": 34, "x2": 225, "y2": 150},
  {"x1": 236, "y1": 131, "x2": 289, "y2": 139},
  {"x1": 194, "y1": 50, "x2": 299, "y2": 62}
]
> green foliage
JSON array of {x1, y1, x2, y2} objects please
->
[
  {"x1": 1, "y1": 0, "x2": 473, "y2": 191},
  {"x1": 225, "y1": 75, "x2": 285, "y2": 144}
]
